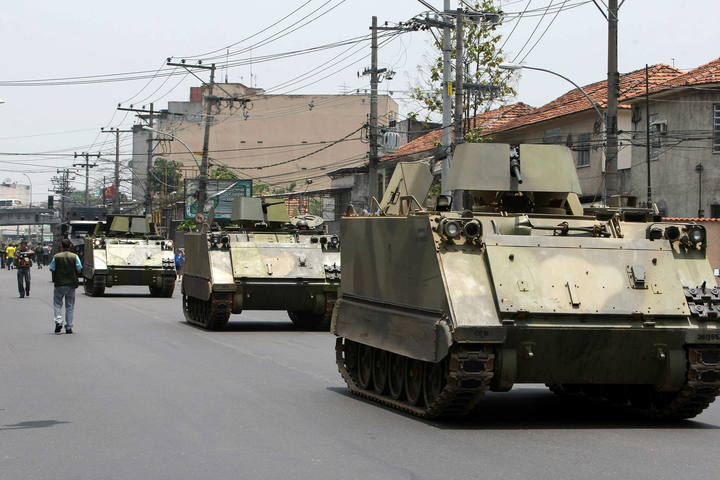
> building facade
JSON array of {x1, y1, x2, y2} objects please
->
[{"x1": 131, "y1": 84, "x2": 398, "y2": 205}]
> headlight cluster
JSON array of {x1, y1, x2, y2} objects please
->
[
  {"x1": 437, "y1": 218, "x2": 483, "y2": 242},
  {"x1": 92, "y1": 238, "x2": 105, "y2": 249},
  {"x1": 648, "y1": 224, "x2": 706, "y2": 248},
  {"x1": 310, "y1": 235, "x2": 340, "y2": 249},
  {"x1": 162, "y1": 258, "x2": 175, "y2": 269}
]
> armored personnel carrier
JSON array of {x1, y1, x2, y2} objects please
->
[
  {"x1": 182, "y1": 197, "x2": 340, "y2": 330},
  {"x1": 333, "y1": 144, "x2": 720, "y2": 419},
  {"x1": 82, "y1": 215, "x2": 176, "y2": 297}
]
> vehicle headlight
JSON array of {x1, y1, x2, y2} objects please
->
[
  {"x1": 688, "y1": 226, "x2": 706, "y2": 246},
  {"x1": 166, "y1": 240, "x2": 174, "y2": 250},
  {"x1": 330, "y1": 236, "x2": 339, "y2": 247},
  {"x1": 441, "y1": 219, "x2": 461, "y2": 239},
  {"x1": 664, "y1": 226, "x2": 681, "y2": 242},
  {"x1": 463, "y1": 220, "x2": 482, "y2": 239}
]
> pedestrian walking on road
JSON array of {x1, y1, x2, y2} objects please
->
[
  {"x1": 5, "y1": 243, "x2": 16, "y2": 270},
  {"x1": 49, "y1": 239, "x2": 82, "y2": 334},
  {"x1": 34, "y1": 243, "x2": 44, "y2": 269},
  {"x1": 175, "y1": 248, "x2": 184, "y2": 282},
  {"x1": 43, "y1": 244, "x2": 51, "y2": 266},
  {"x1": 15, "y1": 240, "x2": 34, "y2": 298},
  {"x1": 0, "y1": 242, "x2": 6, "y2": 269}
]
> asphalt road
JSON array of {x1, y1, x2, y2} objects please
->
[{"x1": 1, "y1": 268, "x2": 719, "y2": 480}]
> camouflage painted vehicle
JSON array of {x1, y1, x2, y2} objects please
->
[
  {"x1": 83, "y1": 215, "x2": 176, "y2": 297},
  {"x1": 182, "y1": 197, "x2": 340, "y2": 330},
  {"x1": 333, "y1": 144, "x2": 720, "y2": 419}
]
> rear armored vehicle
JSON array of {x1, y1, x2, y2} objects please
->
[
  {"x1": 182, "y1": 197, "x2": 340, "y2": 330},
  {"x1": 83, "y1": 215, "x2": 176, "y2": 297},
  {"x1": 333, "y1": 144, "x2": 720, "y2": 419}
]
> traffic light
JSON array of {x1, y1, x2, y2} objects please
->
[{"x1": 47, "y1": 195, "x2": 54, "y2": 209}]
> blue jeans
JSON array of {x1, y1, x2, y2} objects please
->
[
  {"x1": 17, "y1": 268, "x2": 30, "y2": 296},
  {"x1": 53, "y1": 286, "x2": 77, "y2": 329}
]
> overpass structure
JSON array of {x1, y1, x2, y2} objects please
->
[{"x1": 0, "y1": 208, "x2": 59, "y2": 226}]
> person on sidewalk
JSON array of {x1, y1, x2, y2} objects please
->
[
  {"x1": 15, "y1": 240, "x2": 34, "y2": 298},
  {"x1": 0, "y1": 242, "x2": 6, "y2": 269},
  {"x1": 5, "y1": 243, "x2": 16, "y2": 270},
  {"x1": 49, "y1": 239, "x2": 82, "y2": 334},
  {"x1": 34, "y1": 243, "x2": 44, "y2": 269}
]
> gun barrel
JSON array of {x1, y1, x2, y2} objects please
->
[{"x1": 510, "y1": 160, "x2": 523, "y2": 184}]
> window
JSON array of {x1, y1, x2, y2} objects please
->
[
  {"x1": 714, "y1": 104, "x2": 720, "y2": 153},
  {"x1": 711, "y1": 204, "x2": 720, "y2": 218},
  {"x1": 576, "y1": 133, "x2": 591, "y2": 167}
]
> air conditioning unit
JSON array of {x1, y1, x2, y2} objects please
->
[{"x1": 652, "y1": 121, "x2": 668, "y2": 135}]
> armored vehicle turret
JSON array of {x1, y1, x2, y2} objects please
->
[
  {"x1": 82, "y1": 215, "x2": 176, "y2": 297},
  {"x1": 181, "y1": 197, "x2": 340, "y2": 330},
  {"x1": 333, "y1": 144, "x2": 720, "y2": 419}
]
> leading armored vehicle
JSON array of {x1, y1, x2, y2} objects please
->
[
  {"x1": 83, "y1": 215, "x2": 176, "y2": 297},
  {"x1": 333, "y1": 144, "x2": 720, "y2": 419},
  {"x1": 182, "y1": 197, "x2": 340, "y2": 330}
]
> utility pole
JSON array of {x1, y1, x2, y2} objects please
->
[
  {"x1": 645, "y1": 64, "x2": 651, "y2": 206},
  {"x1": 101, "y1": 127, "x2": 132, "y2": 213},
  {"x1": 145, "y1": 103, "x2": 155, "y2": 215},
  {"x1": 167, "y1": 61, "x2": 217, "y2": 216},
  {"x1": 441, "y1": 0, "x2": 453, "y2": 195},
  {"x1": 604, "y1": 0, "x2": 619, "y2": 203},
  {"x1": 368, "y1": 16, "x2": 380, "y2": 207},
  {"x1": 73, "y1": 152, "x2": 100, "y2": 207},
  {"x1": 51, "y1": 169, "x2": 75, "y2": 222},
  {"x1": 453, "y1": 8, "x2": 464, "y2": 208}
]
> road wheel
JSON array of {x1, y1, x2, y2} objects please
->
[
  {"x1": 372, "y1": 349, "x2": 389, "y2": 394},
  {"x1": 202, "y1": 294, "x2": 230, "y2": 330},
  {"x1": 356, "y1": 343, "x2": 373, "y2": 389},
  {"x1": 423, "y1": 359, "x2": 447, "y2": 407},
  {"x1": 387, "y1": 353, "x2": 405, "y2": 400},
  {"x1": 405, "y1": 359, "x2": 424, "y2": 406},
  {"x1": 152, "y1": 276, "x2": 175, "y2": 298},
  {"x1": 343, "y1": 339, "x2": 358, "y2": 374}
]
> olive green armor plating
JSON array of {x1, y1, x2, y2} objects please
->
[
  {"x1": 182, "y1": 197, "x2": 340, "y2": 330},
  {"x1": 333, "y1": 144, "x2": 720, "y2": 419},
  {"x1": 82, "y1": 215, "x2": 176, "y2": 297}
]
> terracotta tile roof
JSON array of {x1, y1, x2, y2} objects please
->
[
  {"x1": 487, "y1": 64, "x2": 682, "y2": 134},
  {"x1": 663, "y1": 217, "x2": 720, "y2": 222},
  {"x1": 665, "y1": 57, "x2": 720, "y2": 88},
  {"x1": 380, "y1": 102, "x2": 534, "y2": 162}
]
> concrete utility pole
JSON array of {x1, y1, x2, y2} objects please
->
[
  {"x1": 145, "y1": 103, "x2": 155, "y2": 215},
  {"x1": 367, "y1": 16, "x2": 381, "y2": 207},
  {"x1": 453, "y1": 8, "x2": 464, "y2": 207},
  {"x1": 441, "y1": 0, "x2": 453, "y2": 195},
  {"x1": 604, "y1": 0, "x2": 619, "y2": 203},
  {"x1": 52, "y1": 168, "x2": 74, "y2": 222},
  {"x1": 73, "y1": 152, "x2": 100, "y2": 207},
  {"x1": 167, "y1": 61, "x2": 218, "y2": 216},
  {"x1": 644, "y1": 64, "x2": 652, "y2": 206},
  {"x1": 101, "y1": 127, "x2": 132, "y2": 213}
]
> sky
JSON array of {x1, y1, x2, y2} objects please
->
[{"x1": 0, "y1": 0, "x2": 718, "y2": 203}]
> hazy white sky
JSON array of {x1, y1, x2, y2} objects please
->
[{"x1": 1, "y1": 0, "x2": 718, "y2": 201}]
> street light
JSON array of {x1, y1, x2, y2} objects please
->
[
  {"x1": 140, "y1": 126, "x2": 200, "y2": 169},
  {"x1": 499, "y1": 64, "x2": 605, "y2": 126},
  {"x1": 18, "y1": 173, "x2": 32, "y2": 208}
]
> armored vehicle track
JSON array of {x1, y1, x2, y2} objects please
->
[
  {"x1": 547, "y1": 345, "x2": 720, "y2": 419},
  {"x1": 336, "y1": 338, "x2": 494, "y2": 418}
]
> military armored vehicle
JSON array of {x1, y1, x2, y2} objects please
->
[
  {"x1": 82, "y1": 215, "x2": 176, "y2": 297},
  {"x1": 53, "y1": 206, "x2": 108, "y2": 264},
  {"x1": 333, "y1": 144, "x2": 720, "y2": 419},
  {"x1": 182, "y1": 197, "x2": 340, "y2": 330}
]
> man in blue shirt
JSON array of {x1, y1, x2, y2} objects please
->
[{"x1": 49, "y1": 239, "x2": 83, "y2": 334}]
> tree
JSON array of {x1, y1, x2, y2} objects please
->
[
  {"x1": 210, "y1": 165, "x2": 239, "y2": 180},
  {"x1": 150, "y1": 157, "x2": 183, "y2": 195},
  {"x1": 410, "y1": 1, "x2": 515, "y2": 140}
]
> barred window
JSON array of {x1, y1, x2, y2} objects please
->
[
  {"x1": 576, "y1": 133, "x2": 591, "y2": 167},
  {"x1": 713, "y1": 104, "x2": 720, "y2": 153}
]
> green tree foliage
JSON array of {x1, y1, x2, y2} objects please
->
[
  {"x1": 210, "y1": 165, "x2": 239, "y2": 180},
  {"x1": 410, "y1": 1, "x2": 515, "y2": 141},
  {"x1": 150, "y1": 157, "x2": 183, "y2": 195}
]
